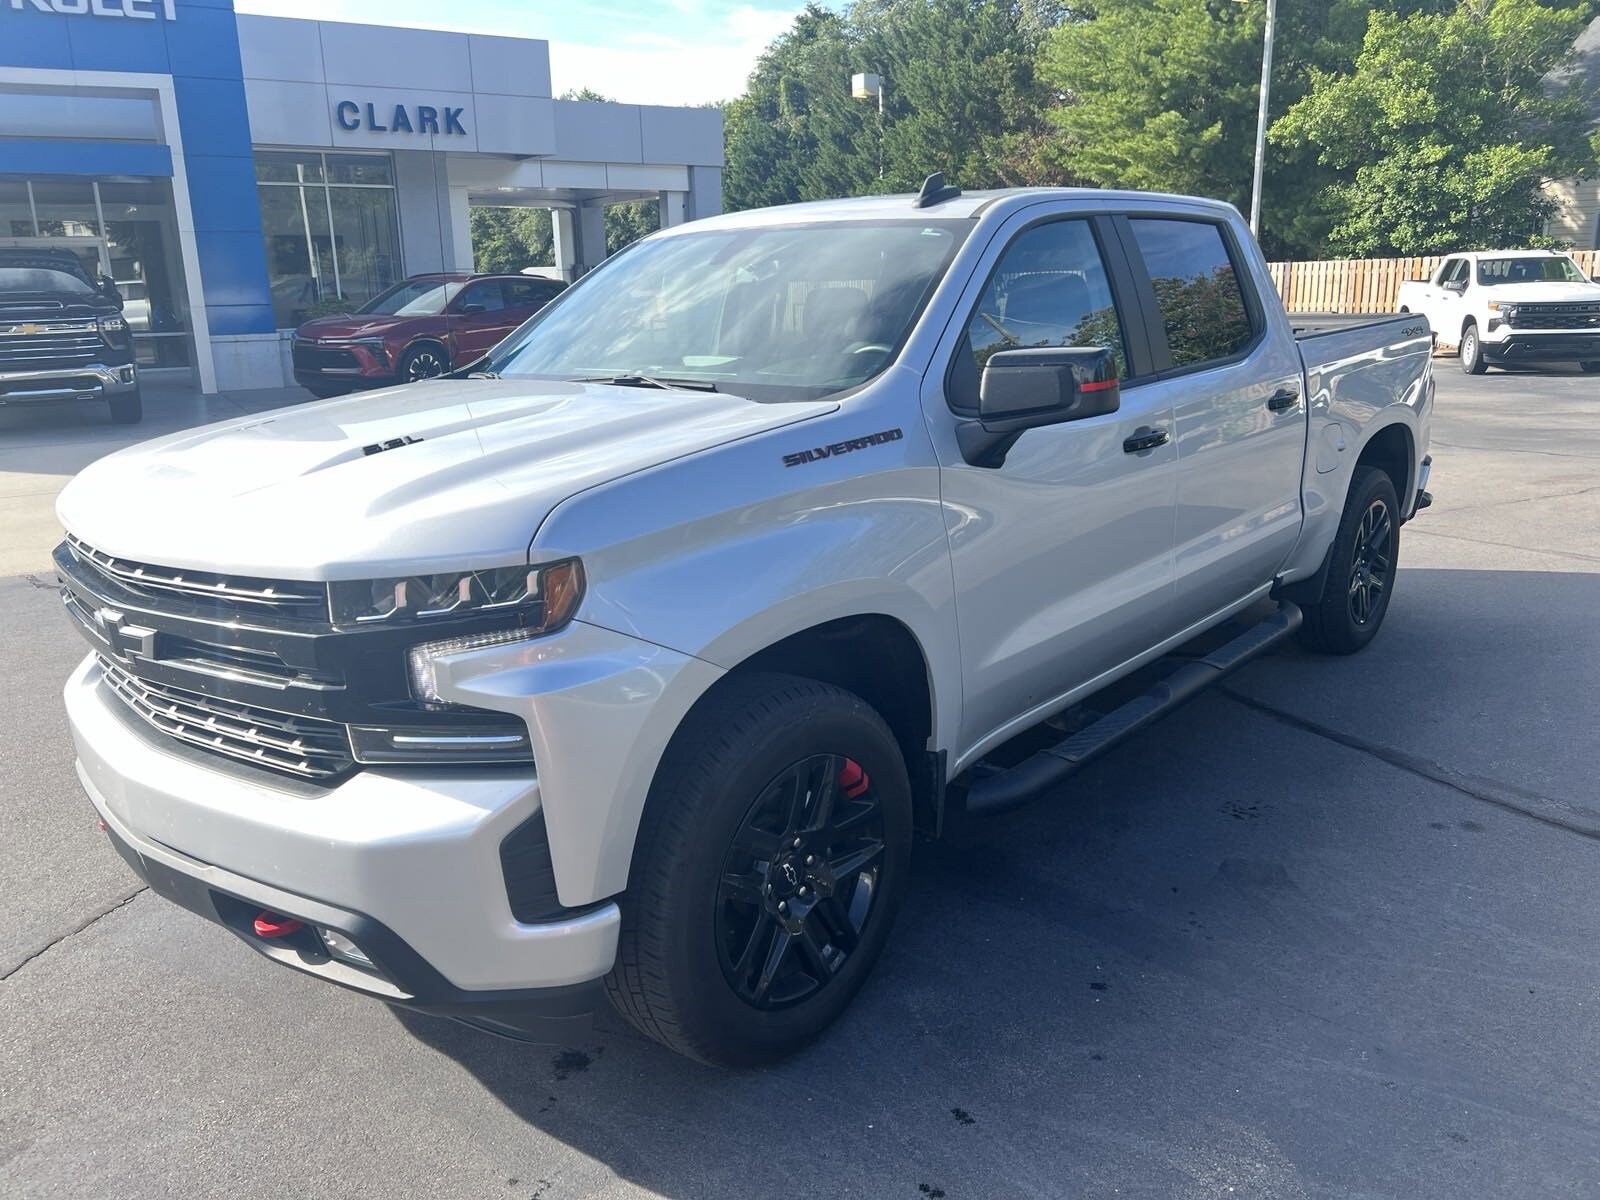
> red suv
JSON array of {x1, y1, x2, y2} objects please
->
[{"x1": 292, "y1": 273, "x2": 565, "y2": 398}]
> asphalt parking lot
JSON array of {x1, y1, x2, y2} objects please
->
[{"x1": 4, "y1": 364, "x2": 1600, "y2": 1199}]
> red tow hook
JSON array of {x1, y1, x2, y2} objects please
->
[
  {"x1": 838, "y1": 758, "x2": 871, "y2": 799},
  {"x1": 253, "y1": 911, "x2": 304, "y2": 938}
]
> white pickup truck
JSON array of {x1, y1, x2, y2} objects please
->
[
  {"x1": 55, "y1": 180, "x2": 1434, "y2": 1066},
  {"x1": 1396, "y1": 248, "x2": 1600, "y2": 375}
]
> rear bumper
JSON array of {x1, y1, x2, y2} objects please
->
[
  {"x1": 1483, "y1": 333, "x2": 1600, "y2": 362},
  {"x1": 64, "y1": 654, "x2": 621, "y2": 1000},
  {"x1": 0, "y1": 362, "x2": 138, "y2": 404}
]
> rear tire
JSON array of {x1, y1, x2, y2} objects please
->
[
  {"x1": 1458, "y1": 323, "x2": 1487, "y2": 375},
  {"x1": 107, "y1": 388, "x2": 142, "y2": 425},
  {"x1": 605, "y1": 672, "x2": 913, "y2": 1066},
  {"x1": 1298, "y1": 466, "x2": 1400, "y2": 656}
]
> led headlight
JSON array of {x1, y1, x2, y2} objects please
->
[{"x1": 329, "y1": 558, "x2": 583, "y2": 626}]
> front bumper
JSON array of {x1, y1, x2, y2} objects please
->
[
  {"x1": 1483, "y1": 332, "x2": 1600, "y2": 362},
  {"x1": 292, "y1": 340, "x2": 394, "y2": 390},
  {"x1": 0, "y1": 362, "x2": 137, "y2": 404},
  {"x1": 65, "y1": 654, "x2": 621, "y2": 1007}
]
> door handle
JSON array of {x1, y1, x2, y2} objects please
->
[
  {"x1": 1122, "y1": 427, "x2": 1169, "y2": 454},
  {"x1": 1267, "y1": 387, "x2": 1300, "y2": 412}
]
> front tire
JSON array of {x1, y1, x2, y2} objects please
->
[
  {"x1": 606, "y1": 673, "x2": 913, "y2": 1066},
  {"x1": 1298, "y1": 466, "x2": 1400, "y2": 655},
  {"x1": 398, "y1": 342, "x2": 449, "y2": 383},
  {"x1": 107, "y1": 388, "x2": 142, "y2": 425},
  {"x1": 1459, "y1": 323, "x2": 1487, "y2": 375}
]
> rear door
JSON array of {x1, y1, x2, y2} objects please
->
[
  {"x1": 502, "y1": 277, "x2": 562, "y2": 322},
  {"x1": 449, "y1": 279, "x2": 514, "y2": 361},
  {"x1": 1121, "y1": 215, "x2": 1306, "y2": 626},
  {"x1": 928, "y1": 211, "x2": 1180, "y2": 756}
]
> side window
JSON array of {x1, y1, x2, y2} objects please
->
[
  {"x1": 1128, "y1": 218, "x2": 1256, "y2": 370},
  {"x1": 503, "y1": 279, "x2": 552, "y2": 309},
  {"x1": 949, "y1": 219, "x2": 1128, "y2": 410},
  {"x1": 1434, "y1": 259, "x2": 1459, "y2": 286},
  {"x1": 459, "y1": 281, "x2": 505, "y2": 313}
]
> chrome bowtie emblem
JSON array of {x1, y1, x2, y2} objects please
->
[{"x1": 780, "y1": 862, "x2": 799, "y2": 887}]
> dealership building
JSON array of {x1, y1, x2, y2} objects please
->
[{"x1": 0, "y1": 0, "x2": 724, "y2": 392}]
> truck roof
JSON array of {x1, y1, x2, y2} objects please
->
[
  {"x1": 670, "y1": 187, "x2": 1243, "y2": 233},
  {"x1": 1460, "y1": 249, "x2": 1568, "y2": 260}
]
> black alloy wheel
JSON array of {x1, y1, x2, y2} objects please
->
[
  {"x1": 1348, "y1": 496, "x2": 1394, "y2": 628},
  {"x1": 402, "y1": 345, "x2": 448, "y2": 382},
  {"x1": 716, "y1": 753, "x2": 885, "y2": 1009}
]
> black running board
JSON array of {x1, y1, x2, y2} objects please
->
[{"x1": 961, "y1": 602, "x2": 1303, "y2": 818}]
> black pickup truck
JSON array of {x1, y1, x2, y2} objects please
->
[{"x1": 0, "y1": 249, "x2": 141, "y2": 424}]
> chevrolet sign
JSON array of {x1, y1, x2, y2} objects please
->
[{"x1": 7, "y1": 0, "x2": 177, "y2": 18}]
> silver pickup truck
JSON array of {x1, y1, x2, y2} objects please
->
[{"x1": 54, "y1": 179, "x2": 1433, "y2": 1066}]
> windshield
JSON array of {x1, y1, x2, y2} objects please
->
[
  {"x1": 0, "y1": 263, "x2": 96, "y2": 296},
  {"x1": 1476, "y1": 256, "x2": 1589, "y2": 286},
  {"x1": 483, "y1": 220, "x2": 969, "y2": 402},
  {"x1": 359, "y1": 278, "x2": 460, "y2": 316}
]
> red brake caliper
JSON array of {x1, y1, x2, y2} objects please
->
[{"x1": 838, "y1": 758, "x2": 871, "y2": 799}]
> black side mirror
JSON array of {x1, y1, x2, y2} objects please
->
[
  {"x1": 97, "y1": 276, "x2": 124, "y2": 308},
  {"x1": 955, "y1": 346, "x2": 1121, "y2": 467},
  {"x1": 1443, "y1": 279, "x2": 1466, "y2": 293}
]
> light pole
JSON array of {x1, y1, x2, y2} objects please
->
[
  {"x1": 851, "y1": 72, "x2": 885, "y2": 180},
  {"x1": 1245, "y1": 0, "x2": 1277, "y2": 236}
]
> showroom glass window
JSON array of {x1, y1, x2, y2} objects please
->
[
  {"x1": 254, "y1": 151, "x2": 401, "y2": 328},
  {"x1": 0, "y1": 176, "x2": 191, "y2": 368}
]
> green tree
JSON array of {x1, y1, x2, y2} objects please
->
[
  {"x1": 470, "y1": 206, "x2": 553, "y2": 273},
  {"x1": 1274, "y1": 0, "x2": 1600, "y2": 255},
  {"x1": 724, "y1": 0, "x2": 1065, "y2": 211},
  {"x1": 1037, "y1": 0, "x2": 1416, "y2": 256}
]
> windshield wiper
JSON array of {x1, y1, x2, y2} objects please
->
[{"x1": 572, "y1": 373, "x2": 718, "y2": 392}]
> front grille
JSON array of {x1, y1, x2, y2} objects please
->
[
  {"x1": 1511, "y1": 303, "x2": 1600, "y2": 330},
  {"x1": 65, "y1": 535, "x2": 329, "y2": 620},
  {"x1": 293, "y1": 342, "x2": 360, "y2": 372},
  {"x1": 99, "y1": 656, "x2": 354, "y2": 779},
  {"x1": 0, "y1": 320, "x2": 103, "y2": 366}
]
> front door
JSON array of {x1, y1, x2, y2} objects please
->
[
  {"x1": 927, "y1": 214, "x2": 1180, "y2": 758},
  {"x1": 450, "y1": 279, "x2": 516, "y2": 362}
]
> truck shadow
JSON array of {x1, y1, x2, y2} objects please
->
[{"x1": 393, "y1": 566, "x2": 1600, "y2": 1198}]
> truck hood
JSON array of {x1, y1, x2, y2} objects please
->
[
  {"x1": 1480, "y1": 282, "x2": 1600, "y2": 304},
  {"x1": 57, "y1": 379, "x2": 836, "y2": 579}
]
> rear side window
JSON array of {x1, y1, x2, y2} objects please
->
[
  {"x1": 1128, "y1": 218, "x2": 1255, "y2": 370},
  {"x1": 459, "y1": 281, "x2": 505, "y2": 312},
  {"x1": 949, "y1": 219, "x2": 1128, "y2": 409},
  {"x1": 503, "y1": 279, "x2": 556, "y2": 308}
]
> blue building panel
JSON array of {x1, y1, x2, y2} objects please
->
[
  {"x1": 171, "y1": 75, "x2": 253, "y2": 152},
  {"x1": 164, "y1": 4, "x2": 245, "y2": 80},
  {"x1": 183, "y1": 155, "x2": 264, "y2": 234},
  {"x1": 194, "y1": 231, "x2": 276, "y2": 334},
  {"x1": 0, "y1": 140, "x2": 173, "y2": 178},
  {"x1": 205, "y1": 303, "x2": 278, "y2": 337},
  {"x1": 0, "y1": 10, "x2": 72, "y2": 70},
  {"x1": 64, "y1": 10, "x2": 171, "y2": 74}
]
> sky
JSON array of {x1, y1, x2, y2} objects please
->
[{"x1": 234, "y1": 0, "x2": 808, "y2": 106}]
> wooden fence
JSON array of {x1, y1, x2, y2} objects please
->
[{"x1": 1267, "y1": 250, "x2": 1600, "y2": 315}]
